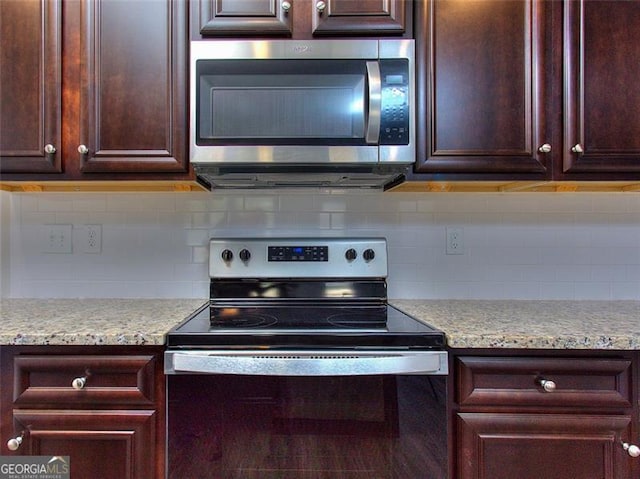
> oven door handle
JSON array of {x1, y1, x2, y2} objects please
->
[{"x1": 165, "y1": 350, "x2": 448, "y2": 376}]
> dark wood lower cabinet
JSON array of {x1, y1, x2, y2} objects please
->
[
  {"x1": 13, "y1": 410, "x2": 155, "y2": 479},
  {"x1": 0, "y1": 346, "x2": 165, "y2": 479},
  {"x1": 450, "y1": 351, "x2": 638, "y2": 479},
  {"x1": 457, "y1": 413, "x2": 632, "y2": 479},
  {"x1": 2, "y1": 346, "x2": 638, "y2": 479}
]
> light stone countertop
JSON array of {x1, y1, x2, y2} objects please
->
[
  {"x1": 392, "y1": 300, "x2": 640, "y2": 349},
  {"x1": 1, "y1": 298, "x2": 639, "y2": 349},
  {"x1": 0, "y1": 299, "x2": 206, "y2": 346}
]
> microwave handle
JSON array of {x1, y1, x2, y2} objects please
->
[{"x1": 365, "y1": 61, "x2": 382, "y2": 144}]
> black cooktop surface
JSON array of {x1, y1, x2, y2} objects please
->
[{"x1": 167, "y1": 303, "x2": 446, "y2": 350}]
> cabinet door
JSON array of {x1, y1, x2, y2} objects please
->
[
  {"x1": 415, "y1": 0, "x2": 550, "y2": 176},
  {"x1": 11, "y1": 410, "x2": 156, "y2": 479},
  {"x1": 456, "y1": 412, "x2": 632, "y2": 479},
  {"x1": 312, "y1": 0, "x2": 406, "y2": 36},
  {"x1": 197, "y1": 0, "x2": 293, "y2": 36},
  {"x1": 0, "y1": 0, "x2": 62, "y2": 173},
  {"x1": 563, "y1": 0, "x2": 640, "y2": 175},
  {"x1": 78, "y1": 0, "x2": 188, "y2": 173}
]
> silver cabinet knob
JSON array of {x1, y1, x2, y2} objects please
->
[
  {"x1": 77, "y1": 144, "x2": 89, "y2": 155},
  {"x1": 7, "y1": 433, "x2": 24, "y2": 451},
  {"x1": 571, "y1": 144, "x2": 584, "y2": 154},
  {"x1": 316, "y1": 1, "x2": 326, "y2": 12},
  {"x1": 623, "y1": 443, "x2": 640, "y2": 458},
  {"x1": 72, "y1": 376, "x2": 87, "y2": 390},
  {"x1": 538, "y1": 143, "x2": 551, "y2": 153},
  {"x1": 44, "y1": 144, "x2": 57, "y2": 154},
  {"x1": 282, "y1": 1, "x2": 291, "y2": 11},
  {"x1": 537, "y1": 378, "x2": 556, "y2": 392}
]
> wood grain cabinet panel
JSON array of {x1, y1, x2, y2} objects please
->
[
  {"x1": 457, "y1": 412, "x2": 632, "y2": 479},
  {"x1": 13, "y1": 410, "x2": 155, "y2": 479},
  {"x1": 194, "y1": 0, "x2": 407, "y2": 38},
  {"x1": 415, "y1": 0, "x2": 551, "y2": 176},
  {"x1": 1, "y1": 0, "x2": 189, "y2": 179},
  {"x1": 312, "y1": 0, "x2": 406, "y2": 36},
  {"x1": 450, "y1": 351, "x2": 637, "y2": 479},
  {"x1": 198, "y1": 0, "x2": 293, "y2": 36},
  {"x1": 78, "y1": 0, "x2": 188, "y2": 173},
  {"x1": 562, "y1": 0, "x2": 640, "y2": 175},
  {"x1": 1, "y1": 346, "x2": 165, "y2": 479},
  {"x1": 13, "y1": 355, "x2": 156, "y2": 407},
  {"x1": 0, "y1": 0, "x2": 62, "y2": 173},
  {"x1": 456, "y1": 356, "x2": 632, "y2": 409}
]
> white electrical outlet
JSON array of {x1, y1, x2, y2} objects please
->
[
  {"x1": 446, "y1": 227, "x2": 464, "y2": 255},
  {"x1": 83, "y1": 224, "x2": 102, "y2": 254},
  {"x1": 44, "y1": 224, "x2": 73, "y2": 253}
]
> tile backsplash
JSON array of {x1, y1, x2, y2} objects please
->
[{"x1": 2, "y1": 190, "x2": 639, "y2": 300}]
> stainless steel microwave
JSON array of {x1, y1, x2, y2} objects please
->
[{"x1": 190, "y1": 39, "x2": 415, "y2": 189}]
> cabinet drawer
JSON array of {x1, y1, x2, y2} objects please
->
[
  {"x1": 13, "y1": 355, "x2": 156, "y2": 407},
  {"x1": 456, "y1": 356, "x2": 632, "y2": 409}
]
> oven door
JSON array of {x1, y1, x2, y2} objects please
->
[{"x1": 166, "y1": 351, "x2": 447, "y2": 478}]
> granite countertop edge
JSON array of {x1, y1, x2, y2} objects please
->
[
  {"x1": 391, "y1": 299, "x2": 640, "y2": 350},
  {"x1": 1, "y1": 298, "x2": 639, "y2": 349},
  {"x1": 0, "y1": 298, "x2": 207, "y2": 347}
]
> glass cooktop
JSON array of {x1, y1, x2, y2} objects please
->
[{"x1": 167, "y1": 303, "x2": 446, "y2": 350}]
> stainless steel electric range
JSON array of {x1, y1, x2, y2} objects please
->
[
  {"x1": 166, "y1": 237, "x2": 446, "y2": 374},
  {"x1": 165, "y1": 238, "x2": 448, "y2": 478}
]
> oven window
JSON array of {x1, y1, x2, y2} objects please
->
[{"x1": 168, "y1": 375, "x2": 446, "y2": 478}]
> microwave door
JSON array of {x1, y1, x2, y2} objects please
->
[{"x1": 365, "y1": 61, "x2": 382, "y2": 144}]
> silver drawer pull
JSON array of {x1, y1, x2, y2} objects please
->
[
  {"x1": 72, "y1": 376, "x2": 87, "y2": 390},
  {"x1": 623, "y1": 442, "x2": 640, "y2": 458},
  {"x1": 537, "y1": 378, "x2": 556, "y2": 392},
  {"x1": 7, "y1": 432, "x2": 25, "y2": 451},
  {"x1": 538, "y1": 143, "x2": 551, "y2": 153}
]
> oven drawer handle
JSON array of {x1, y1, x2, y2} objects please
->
[{"x1": 166, "y1": 351, "x2": 448, "y2": 376}]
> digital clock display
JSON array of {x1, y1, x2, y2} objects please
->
[{"x1": 268, "y1": 245, "x2": 328, "y2": 262}]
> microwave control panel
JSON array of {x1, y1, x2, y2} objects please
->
[{"x1": 379, "y1": 59, "x2": 410, "y2": 145}]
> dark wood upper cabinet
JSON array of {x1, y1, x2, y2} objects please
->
[
  {"x1": 197, "y1": 0, "x2": 293, "y2": 36},
  {"x1": 194, "y1": 0, "x2": 408, "y2": 39},
  {"x1": 0, "y1": 0, "x2": 62, "y2": 173},
  {"x1": 562, "y1": 0, "x2": 640, "y2": 177},
  {"x1": 414, "y1": 0, "x2": 551, "y2": 177},
  {"x1": 312, "y1": 0, "x2": 406, "y2": 36},
  {"x1": 78, "y1": 0, "x2": 188, "y2": 173},
  {"x1": 0, "y1": 0, "x2": 189, "y2": 179}
]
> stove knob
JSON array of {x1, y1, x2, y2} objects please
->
[
  {"x1": 221, "y1": 249, "x2": 233, "y2": 262},
  {"x1": 239, "y1": 249, "x2": 251, "y2": 262},
  {"x1": 345, "y1": 248, "x2": 357, "y2": 261},
  {"x1": 363, "y1": 248, "x2": 375, "y2": 262}
]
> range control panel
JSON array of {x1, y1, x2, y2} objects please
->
[
  {"x1": 268, "y1": 245, "x2": 328, "y2": 262},
  {"x1": 209, "y1": 238, "x2": 387, "y2": 279}
]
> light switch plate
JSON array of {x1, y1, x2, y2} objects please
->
[{"x1": 44, "y1": 224, "x2": 73, "y2": 253}]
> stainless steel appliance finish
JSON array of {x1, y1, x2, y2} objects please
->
[
  {"x1": 165, "y1": 237, "x2": 448, "y2": 478},
  {"x1": 165, "y1": 237, "x2": 447, "y2": 376},
  {"x1": 190, "y1": 40, "x2": 415, "y2": 190}
]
